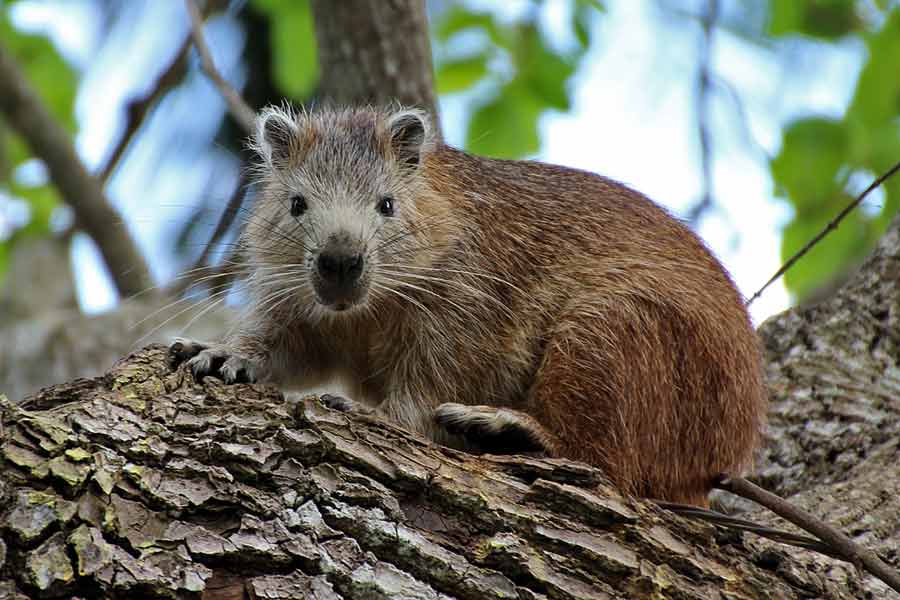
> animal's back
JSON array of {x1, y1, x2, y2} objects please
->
[
  {"x1": 413, "y1": 146, "x2": 767, "y2": 505},
  {"x1": 173, "y1": 105, "x2": 767, "y2": 507}
]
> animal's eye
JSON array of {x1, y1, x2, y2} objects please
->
[
  {"x1": 377, "y1": 196, "x2": 395, "y2": 217},
  {"x1": 290, "y1": 194, "x2": 307, "y2": 217}
]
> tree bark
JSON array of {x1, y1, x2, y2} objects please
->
[
  {"x1": 310, "y1": 0, "x2": 441, "y2": 132},
  {"x1": 0, "y1": 43, "x2": 152, "y2": 299},
  {"x1": 1, "y1": 344, "x2": 887, "y2": 600}
]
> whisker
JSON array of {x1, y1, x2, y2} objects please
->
[
  {"x1": 130, "y1": 279, "x2": 236, "y2": 330},
  {"x1": 376, "y1": 268, "x2": 517, "y2": 320},
  {"x1": 377, "y1": 275, "x2": 475, "y2": 318},
  {"x1": 131, "y1": 286, "x2": 234, "y2": 345},
  {"x1": 370, "y1": 281, "x2": 436, "y2": 323}
]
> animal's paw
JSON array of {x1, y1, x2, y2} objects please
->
[
  {"x1": 319, "y1": 394, "x2": 371, "y2": 415},
  {"x1": 433, "y1": 403, "x2": 553, "y2": 455},
  {"x1": 170, "y1": 337, "x2": 259, "y2": 384},
  {"x1": 168, "y1": 337, "x2": 208, "y2": 367}
]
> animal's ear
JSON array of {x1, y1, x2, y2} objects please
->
[
  {"x1": 254, "y1": 105, "x2": 298, "y2": 166},
  {"x1": 386, "y1": 108, "x2": 433, "y2": 168}
]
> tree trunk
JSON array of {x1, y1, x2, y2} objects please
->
[
  {"x1": 310, "y1": 0, "x2": 441, "y2": 130},
  {"x1": 0, "y1": 343, "x2": 888, "y2": 600}
]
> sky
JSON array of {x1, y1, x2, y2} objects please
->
[{"x1": 7, "y1": 0, "x2": 867, "y2": 327}]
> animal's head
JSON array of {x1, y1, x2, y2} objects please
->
[{"x1": 243, "y1": 105, "x2": 444, "y2": 322}]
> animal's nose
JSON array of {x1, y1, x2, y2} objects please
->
[{"x1": 317, "y1": 252, "x2": 364, "y2": 285}]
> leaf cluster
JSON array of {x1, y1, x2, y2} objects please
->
[
  {"x1": 769, "y1": 1, "x2": 900, "y2": 300},
  {"x1": 433, "y1": 0, "x2": 603, "y2": 159}
]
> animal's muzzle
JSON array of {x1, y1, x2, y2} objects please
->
[{"x1": 317, "y1": 251, "x2": 364, "y2": 287}]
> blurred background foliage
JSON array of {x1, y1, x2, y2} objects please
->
[
  {"x1": 1, "y1": 3, "x2": 76, "y2": 276},
  {"x1": 1, "y1": 0, "x2": 899, "y2": 309}
]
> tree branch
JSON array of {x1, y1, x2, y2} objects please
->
[
  {"x1": 0, "y1": 345, "x2": 874, "y2": 599},
  {"x1": 99, "y1": 35, "x2": 193, "y2": 182},
  {"x1": 0, "y1": 42, "x2": 152, "y2": 298},
  {"x1": 170, "y1": 167, "x2": 250, "y2": 296},
  {"x1": 184, "y1": 0, "x2": 256, "y2": 135},
  {"x1": 716, "y1": 476, "x2": 900, "y2": 594}
]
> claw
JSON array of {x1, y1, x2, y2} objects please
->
[
  {"x1": 221, "y1": 356, "x2": 258, "y2": 384},
  {"x1": 320, "y1": 394, "x2": 357, "y2": 412},
  {"x1": 173, "y1": 339, "x2": 259, "y2": 384},
  {"x1": 168, "y1": 337, "x2": 208, "y2": 368}
]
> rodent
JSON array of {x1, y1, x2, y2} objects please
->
[{"x1": 170, "y1": 104, "x2": 767, "y2": 507}]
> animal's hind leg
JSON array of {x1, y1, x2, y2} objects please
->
[
  {"x1": 432, "y1": 403, "x2": 557, "y2": 456},
  {"x1": 523, "y1": 297, "x2": 721, "y2": 506}
]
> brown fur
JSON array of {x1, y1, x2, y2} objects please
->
[{"x1": 179, "y1": 105, "x2": 767, "y2": 507}]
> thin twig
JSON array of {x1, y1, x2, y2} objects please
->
[
  {"x1": 184, "y1": 0, "x2": 256, "y2": 134},
  {"x1": 99, "y1": 34, "x2": 193, "y2": 182},
  {"x1": 655, "y1": 500, "x2": 842, "y2": 559},
  {"x1": 747, "y1": 160, "x2": 900, "y2": 306},
  {"x1": 715, "y1": 476, "x2": 900, "y2": 594},
  {"x1": 687, "y1": 0, "x2": 719, "y2": 224},
  {"x1": 181, "y1": 0, "x2": 256, "y2": 296},
  {"x1": 171, "y1": 167, "x2": 250, "y2": 296}
]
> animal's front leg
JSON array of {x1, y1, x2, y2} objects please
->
[{"x1": 169, "y1": 335, "x2": 270, "y2": 384}]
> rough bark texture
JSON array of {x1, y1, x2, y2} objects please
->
[
  {"x1": 310, "y1": 0, "x2": 441, "y2": 129},
  {"x1": 6, "y1": 213, "x2": 900, "y2": 597},
  {"x1": 0, "y1": 345, "x2": 887, "y2": 600},
  {"x1": 2, "y1": 0, "x2": 899, "y2": 595},
  {"x1": 735, "y1": 213, "x2": 900, "y2": 598}
]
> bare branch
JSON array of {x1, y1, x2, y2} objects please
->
[
  {"x1": 747, "y1": 160, "x2": 900, "y2": 306},
  {"x1": 184, "y1": 0, "x2": 256, "y2": 135},
  {"x1": 687, "y1": 0, "x2": 719, "y2": 225},
  {"x1": 0, "y1": 42, "x2": 152, "y2": 298},
  {"x1": 99, "y1": 35, "x2": 193, "y2": 182},
  {"x1": 656, "y1": 500, "x2": 842, "y2": 559},
  {"x1": 715, "y1": 476, "x2": 900, "y2": 594},
  {"x1": 170, "y1": 167, "x2": 250, "y2": 296}
]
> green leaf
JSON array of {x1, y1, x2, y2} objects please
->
[
  {"x1": 436, "y1": 54, "x2": 489, "y2": 95},
  {"x1": 466, "y1": 86, "x2": 542, "y2": 159},
  {"x1": 770, "y1": 117, "x2": 848, "y2": 212},
  {"x1": 0, "y1": 9, "x2": 73, "y2": 253},
  {"x1": 0, "y1": 16, "x2": 77, "y2": 132},
  {"x1": 434, "y1": 6, "x2": 503, "y2": 46},
  {"x1": 767, "y1": 0, "x2": 859, "y2": 40},
  {"x1": 0, "y1": 239, "x2": 9, "y2": 288},
  {"x1": 845, "y1": 10, "x2": 900, "y2": 131},
  {"x1": 250, "y1": 0, "x2": 318, "y2": 100},
  {"x1": 515, "y1": 25, "x2": 576, "y2": 111},
  {"x1": 572, "y1": 2, "x2": 595, "y2": 48},
  {"x1": 576, "y1": 0, "x2": 605, "y2": 11}
]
